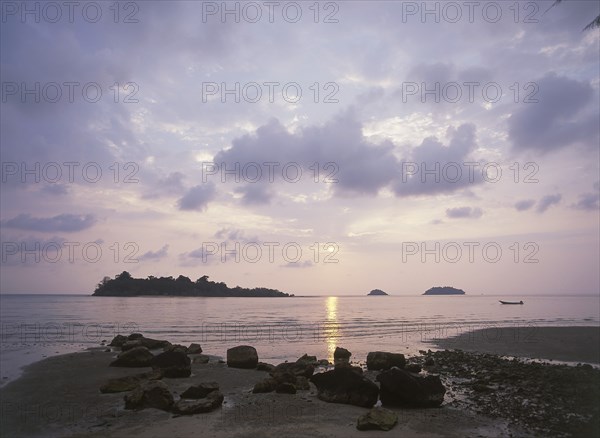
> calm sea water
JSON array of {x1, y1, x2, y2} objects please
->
[{"x1": 1, "y1": 294, "x2": 599, "y2": 386}]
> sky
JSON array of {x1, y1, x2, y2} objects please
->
[{"x1": 0, "y1": 0, "x2": 599, "y2": 295}]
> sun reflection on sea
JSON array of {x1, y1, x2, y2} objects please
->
[{"x1": 325, "y1": 296, "x2": 340, "y2": 363}]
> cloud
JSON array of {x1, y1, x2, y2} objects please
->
[
  {"x1": 515, "y1": 199, "x2": 536, "y2": 211},
  {"x1": 1, "y1": 214, "x2": 96, "y2": 232},
  {"x1": 177, "y1": 183, "x2": 216, "y2": 211},
  {"x1": 537, "y1": 194, "x2": 562, "y2": 213},
  {"x1": 393, "y1": 124, "x2": 484, "y2": 197},
  {"x1": 508, "y1": 73, "x2": 598, "y2": 152},
  {"x1": 572, "y1": 182, "x2": 600, "y2": 211},
  {"x1": 139, "y1": 245, "x2": 169, "y2": 261},
  {"x1": 446, "y1": 206, "x2": 483, "y2": 219},
  {"x1": 234, "y1": 184, "x2": 273, "y2": 205}
]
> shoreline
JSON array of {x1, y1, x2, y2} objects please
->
[
  {"x1": 432, "y1": 325, "x2": 600, "y2": 365},
  {"x1": 1, "y1": 326, "x2": 599, "y2": 437}
]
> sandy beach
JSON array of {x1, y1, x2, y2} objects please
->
[
  {"x1": 434, "y1": 326, "x2": 600, "y2": 364},
  {"x1": 1, "y1": 326, "x2": 598, "y2": 438}
]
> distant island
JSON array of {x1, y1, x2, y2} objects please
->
[
  {"x1": 93, "y1": 272, "x2": 291, "y2": 297},
  {"x1": 423, "y1": 286, "x2": 466, "y2": 296},
  {"x1": 368, "y1": 289, "x2": 388, "y2": 296}
]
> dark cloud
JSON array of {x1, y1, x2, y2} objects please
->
[
  {"x1": 537, "y1": 194, "x2": 562, "y2": 213},
  {"x1": 142, "y1": 172, "x2": 185, "y2": 200},
  {"x1": 446, "y1": 206, "x2": 483, "y2": 219},
  {"x1": 508, "y1": 73, "x2": 598, "y2": 152},
  {"x1": 393, "y1": 124, "x2": 483, "y2": 197},
  {"x1": 139, "y1": 245, "x2": 169, "y2": 261},
  {"x1": 573, "y1": 182, "x2": 599, "y2": 211},
  {"x1": 234, "y1": 184, "x2": 273, "y2": 205},
  {"x1": 1, "y1": 214, "x2": 96, "y2": 232},
  {"x1": 177, "y1": 183, "x2": 216, "y2": 211},
  {"x1": 515, "y1": 199, "x2": 536, "y2": 211}
]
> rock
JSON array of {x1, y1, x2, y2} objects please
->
[
  {"x1": 173, "y1": 390, "x2": 224, "y2": 415},
  {"x1": 121, "y1": 340, "x2": 144, "y2": 351},
  {"x1": 100, "y1": 370, "x2": 162, "y2": 393},
  {"x1": 253, "y1": 378, "x2": 277, "y2": 393},
  {"x1": 310, "y1": 368, "x2": 379, "y2": 408},
  {"x1": 126, "y1": 333, "x2": 171, "y2": 350},
  {"x1": 276, "y1": 382, "x2": 297, "y2": 394},
  {"x1": 405, "y1": 363, "x2": 422, "y2": 374},
  {"x1": 356, "y1": 407, "x2": 398, "y2": 431},
  {"x1": 193, "y1": 355, "x2": 210, "y2": 364},
  {"x1": 109, "y1": 334, "x2": 128, "y2": 347},
  {"x1": 376, "y1": 368, "x2": 445, "y2": 407},
  {"x1": 317, "y1": 359, "x2": 330, "y2": 366},
  {"x1": 295, "y1": 376, "x2": 310, "y2": 390},
  {"x1": 272, "y1": 361, "x2": 314, "y2": 379},
  {"x1": 297, "y1": 354, "x2": 318, "y2": 364},
  {"x1": 227, "y1": 345, "x2": 258, "y2": 369},
  {"x1": 124, "y1": 381, "x2": 174, "y2": 411},
  {"x1": 152, "y1": 350, "x2": 191, "y2": 378},
  {"x1": 424, "y1": 357, "x2": 435, "y2": 366},
  {"x1": 110, "y1": 346, "x2": 154, "y2": 367},
  {"x1": 188, "y1": 343, "x2": 202, "y2": 354},
  {"x1": 366, "y1": 351, "x2": 406, "y2": 370},
  {"x1": 256, "y1": 362, "x2": 276, "y2": 372},
  {"x1": 104, "y1": 348, "x2": 111, "y2": 352},
  {"x1": 163, "y1": 344, "x2": 188, "y2": 354},
  {"x1": 181, "y1": 381, "x2": 219, "y2": 399},
  {"x1": 334, "y1": 347, "x2": 351, "y2": 360}
]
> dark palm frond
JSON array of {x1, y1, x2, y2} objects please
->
[{"x1": 546, "y1": 0, "x2": 600, "y2": 31}]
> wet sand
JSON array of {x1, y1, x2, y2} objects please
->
[{"x1": 433, "y1": 326, "x2": 600, "y2": 364}]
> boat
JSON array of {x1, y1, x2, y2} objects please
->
[{"x1": 499, "y1": 300, "x2": 524, "y2": 305}]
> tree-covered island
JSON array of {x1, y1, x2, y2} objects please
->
[{"x1": 93, "y1": 272, "x2": 291, "y2": 297}]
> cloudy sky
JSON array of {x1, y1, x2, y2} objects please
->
[{"x1": 1, "y1": 1, "x2": 598, "y2": 295}]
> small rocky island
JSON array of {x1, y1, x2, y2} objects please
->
[
  {"x1": 93, "y1": 271, "x2": 291, "y2": 297},
  {"x1": 368, "y1": 289, "x2": 388, "y2": 296},
  {"x1": 423, "y1": 286, "x2": 465, "y2": 296}
]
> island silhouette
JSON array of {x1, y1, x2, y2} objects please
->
[
  {"x1": 93, "y1": 272, "x2": 291, "y2": 297},
  {"x1": 423, "y1": 286, "x2": 466, "y2": 295},
  {"x1": 367, "y1": 289, "x2": 388, "y2": 296}
]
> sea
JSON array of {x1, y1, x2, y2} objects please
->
[{"x1": 1, "y1": 294, "x2": 599, "y2": 387}]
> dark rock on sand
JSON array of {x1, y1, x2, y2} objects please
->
[
  {"x1": 310, "y1": 367, "x2": 379, "y2": 408},
  {"x1": 272, "y1": 361, "x2": 314, "y2": 379},
  {"x1": 124, "y1": 380, "x2": 174, "y2": 411},
  {"x1": 193, "y1": 355, "x2": 210, "y2": 364},
  {"x1": 100, "y1": 370, "x2": 162, "y2": 393},
  {"x1": 276, "y1": 382, "x2": 297, "y2": 394},
  {"x1": 110, "y1": 346, "x2": 154, "y2": 368},
  {"x1": 253, "y1": 378, "x2": 277, "y2": 393},
  {"x1": 366, "y1": 351, "x2": 406, "y2": 370},
  {"x1": 377, "y1": 368, "x2": 445, "y2": 407},
  {"x1": 181, "y1": 381, "x2": 219, "y2": 399},
  {"x1": 405, "y1": 363, "x2": 422, "y2": 374},
  {"x1": 173, "y1": 390, "x2": 224, "y2": 415},
  {"x1": 127, "y1": 333, "x2": 172, "y2": 350},
  {"x1": 121, "y1": 340, "x2": 144, "y2": 351},
  {"x1": 297, "y1": 354, "x2": 318, "y2": 365},
  {"x1": 163, "y1": 344, "x2": 188, "y2": 354},
  {"x1": 151, "y1": 350, "x2": 191, "y2": 378},
  {"x1": 187, "y1": 343, "x2": 202, "y2": 354},
  {"x1": 356, "y1": 407, "x2": 398, "y2": 431},
  {"x1": 334, "y1": 347, "x2": 351, "y2": 360},
  {"x1": 295, "y1": 376, "x2": 310, "y2": 390},
  {"x1": 227, "y1": 345, "x2": 259, "y2": 369},
  {"x1": 256, "y1": 362, "x2": 276, "y2": 372},
  {"x1": 109, "y1": 334, "x2": 128, "y2": 347}
]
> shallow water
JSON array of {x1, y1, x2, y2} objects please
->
[{"x1": 1, "y1": 294, "x2": 598, "y2": 386}]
